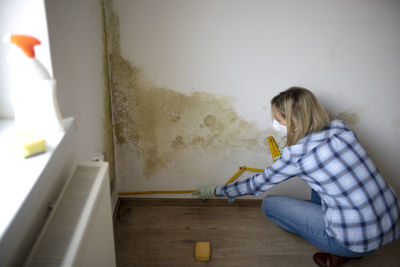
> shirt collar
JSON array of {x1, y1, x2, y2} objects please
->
[{"x1": 296, "y1": 120, "x2": 349, "y2": 145}]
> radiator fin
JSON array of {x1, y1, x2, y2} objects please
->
[{"x1": 25, "y1": 165, "x2": 100, "y2": 267}]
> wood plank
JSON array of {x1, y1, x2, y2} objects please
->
[
  {"x1": 114, "y1": 198, "x2": 400, "y2": 267},
  {"x1": 118, "y1": 198, "x2": 263, "y2": 207}
]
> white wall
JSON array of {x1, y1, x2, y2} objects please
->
[
  {"x1": 46, "y1": 0, "x2": 118, "y2": 209},
  {"x1": 45, "y1": 0, "x2": 109, "y2": 171},
  {"x1": 110, "y1": 0, "x2": 400, "y2": 198}
]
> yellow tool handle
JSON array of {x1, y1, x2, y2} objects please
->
[
  {"x1": 118, "y1": 137, "x2": 280, "y2": 196},
  {"x1": 224, "y1": 166, "x2": 265, "y2": 185},
  {"x1": 244, "y1": 167, "x2": 264, "y2": 172},
  {"x1": 267, "y1": 136, "x2": 281, "y2": 162},
  {"x1": 225, "y1": 166, "x2": 245, "y2": 185},
  {"x1": 119, "y1": 190, "x2": 196, "y2": 196},
  {"x1": 118, "y1": 166, "x2": 264, "y2": 196}
]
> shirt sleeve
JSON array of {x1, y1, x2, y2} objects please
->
[{"x1": 215, "y1": 147, "x2": 301, "y2": 198}]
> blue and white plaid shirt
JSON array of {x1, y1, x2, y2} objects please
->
[{"x1": 216, "y1": 120, "x2": 399, "y2": 253}]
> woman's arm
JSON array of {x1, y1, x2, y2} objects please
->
[{"x1": 216, "y1": 148, "x2": 301, "y2": 198}]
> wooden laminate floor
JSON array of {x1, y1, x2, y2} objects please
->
[{"x1": 114, "y1": 199, "x2": 400, "y2": 267}]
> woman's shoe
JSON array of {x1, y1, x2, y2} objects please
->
[{"x1": 313, "y1": 252, "x2": 362, "y2": 267}]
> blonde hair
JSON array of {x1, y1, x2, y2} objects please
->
[{"x1": 271, "y1": 87, "x2": 330, "y2": 146}]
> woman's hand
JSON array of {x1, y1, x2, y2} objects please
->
[{"x1": 193, "y1": 185, "x2": 217, "y2": 199}]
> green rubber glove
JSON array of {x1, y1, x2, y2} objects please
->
[{"x1": 193, "y1": 185, "x2": 217, "y2": 199}]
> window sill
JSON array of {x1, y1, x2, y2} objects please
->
[{"x1": 0, "y1": 117, "x2": 75, "y2": 242}]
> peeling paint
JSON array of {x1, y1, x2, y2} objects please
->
[{"x1": 106, "y1": 4, "x2": 274, "y2": 179}]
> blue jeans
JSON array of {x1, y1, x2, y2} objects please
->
[{"x1": 261, "y1": 191, "x2": 369, "y2": 258}]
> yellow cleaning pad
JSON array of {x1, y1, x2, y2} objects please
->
[
  {"x1": 194, "y1": 241, "x2": 211, "y2": 262},
  {"x1": 12, "y1": 129, "x2": 47, "y2": 158}
]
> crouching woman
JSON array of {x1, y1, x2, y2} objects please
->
[{"x1": 195, "y1": 87, "x2": 400, "y2": 267}]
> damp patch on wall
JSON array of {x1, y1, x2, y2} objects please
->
[
  {"x1": 329, "y1": 107, "x2": 359, "y2": 126},
  {"x1": 335, "y1": 111, "x2": 359, "y2": 126},
  {"x1": 105, "y1": 5, "x2": 274, "y2": 179},
  {"x1": 100, "y1": 0, "x2": 115, "y2": 186}
]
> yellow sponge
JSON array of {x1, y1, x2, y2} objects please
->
[
  {"x1": 12, "y1": 129, "x2": 47, "y2": 158},
  {"x1": 194, "y1": 241, "x2": 211, "y2": 262}
]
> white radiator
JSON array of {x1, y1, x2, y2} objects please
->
[{"x1": 24, "y1": 161, "x2": 116, "y2": 267}]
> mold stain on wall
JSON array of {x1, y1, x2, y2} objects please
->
[
  {"x1": 100, "y1": 0, "x2": 115, "y2": 186},
  {"x1": 328, "y1": 108, "x2": 359, "y2": 126},
  {"x1": 335, "y1": 111, "x2": 358, "y2": 126},
  {"x1": 105, "y1": 4, "x2": 273, "y2": 179}
]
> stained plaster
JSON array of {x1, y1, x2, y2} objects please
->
[
  {"x1": 103, "y1": 3, "x2": 365, "y2": 187},
  {"x1": 100, "y1": 0, "x2": 115, "y2": 186},
  {"x1": 105, "y1": 5, "x2": 274, "y2": 181}
]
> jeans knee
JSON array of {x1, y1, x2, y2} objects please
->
[{"x1": 261, "y1": 195, "x2": 279, "y2": 217}]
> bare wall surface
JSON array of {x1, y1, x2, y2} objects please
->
[
  {"x1": 106, "y1": 0, "x2": 400, "y2": 198},
  {"x1": 46, "y1": 0, "x2": 115, "y2": 186}
]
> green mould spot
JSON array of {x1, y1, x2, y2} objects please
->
[
  {"x1": 191, "y1": 137, "x2": 205, "y2": 146},
  {"x1": 170, "y1": 112, "x2": 181, "y2": 122},
  {"x1": 204, "y1": 114, "x2": 217, "y2": 127},
  {"x1": 172, "y1": 135, "x2": 187, "y2": 150},
  {"x1": 229, "y1": 110, "x2": 239, "y2": 123}
]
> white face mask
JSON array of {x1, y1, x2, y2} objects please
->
[{"x1": 272, "y1": 119, "x2": 287, "y2": 137}]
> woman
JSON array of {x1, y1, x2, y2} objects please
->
[{"x1": 194, "y1": 87, "x2": 400, "y2": 267}]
